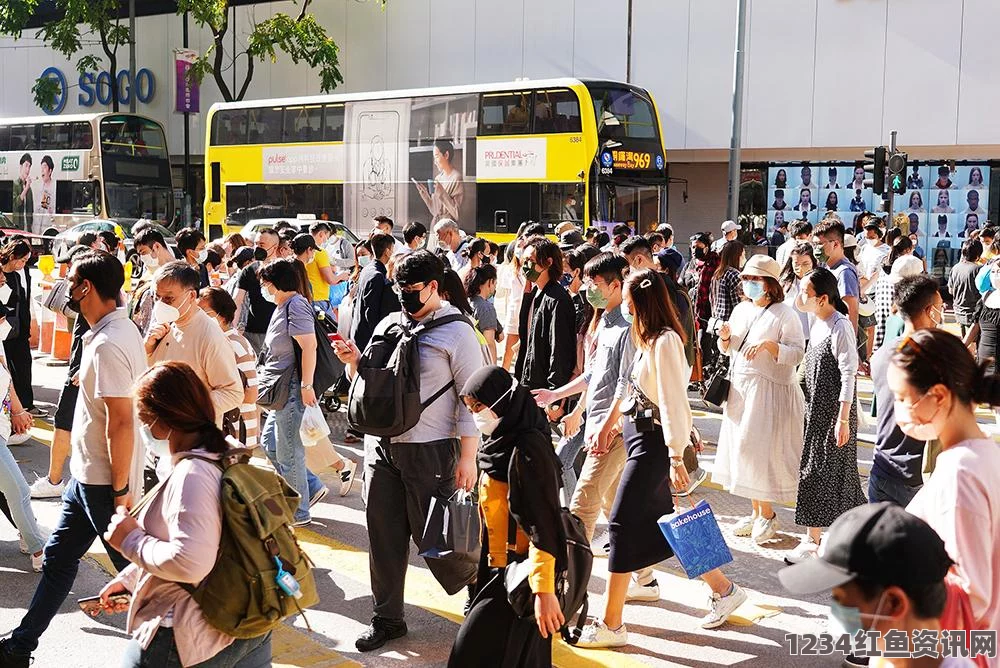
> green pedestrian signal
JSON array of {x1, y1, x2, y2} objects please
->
[
  {"x1": 892, "y1": 174, "x2": 902, "y2": 190},
  {"x1": 888, "y1": 151, "x2": 907, "y2": 195}
]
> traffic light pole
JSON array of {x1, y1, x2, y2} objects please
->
[{"x1": 885, "y1": 130, "x2": 897, "y2": 223}]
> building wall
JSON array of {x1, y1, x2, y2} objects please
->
[
  {"x1": 0, "y1": 0, "x2": 995, "y2": 215},
  {"x1": 667, "y1": 163, "x2": 731, "y2": 238}
]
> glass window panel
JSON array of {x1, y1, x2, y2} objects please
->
[
  {"x1": 324, "y1": 104, "x2": 345, "y2": 141},
  {"x1": 283, "y1": 105, "x2": 323, "y2": 143},
  {"x1": 480, "y1": 91, "x2": 533, "y2": 135},
  {"x1": 248, "y1": 107, "x2": 283, "y2": 144},
  {"x1": 533, "y1": 89, "x2": 582, "y2": 133}
]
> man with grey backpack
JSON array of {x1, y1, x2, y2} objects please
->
[{"x1": 333, "y1": 250, "x2": 485, "y2": 652}]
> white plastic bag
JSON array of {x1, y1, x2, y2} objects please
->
[{"x1": 300, "y1": 405, "x2": 331, "y2": 446}]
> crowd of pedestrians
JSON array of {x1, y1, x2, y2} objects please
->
[{"x1": 0, "y1": 207, "x2": 997, "y2": 668}]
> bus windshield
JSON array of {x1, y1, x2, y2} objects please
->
[
  {"x1": 592, "y1": 180, "x2": 665, "y2": 228},
  {"x1": 588, "y1": 85, "x2": 658, "y2": 140},
  {"x1": 104, "y1": 183, "x2": 171, "y2": 223},
  {"x1": 99, "y1": 115, "x2": 168, "y2": 158}
]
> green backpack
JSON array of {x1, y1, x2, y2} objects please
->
[{"x1": 179, "y1": 450, "x2": 319, "y2": 638}]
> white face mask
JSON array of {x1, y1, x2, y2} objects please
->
[
  {"x1": 472, "y1": 379, "x2": 517, "y2": 436},
  {"x1": 261, "y1": 284, "x2": 277, "y2": 304},
  {"x1": 0, "y1": 319, "x2": 11, "y2": 340},
  {"x1": 140, "y1": 422, "x2": 172, "y2": 459},
  {"x1": 0, "y1": 283, "x2": 11, "y2": 303},
  {"x1": 196, "y1": 249, "x2": 209, "y2": 264},
  {"x1": 140, "y1": 253, "x2": 159, "y2": 269},
  {"x1": 893, "y1": 392, "x2": 942, "y2": 442},
  {"x1": 152, "y1": 298, "x2": 181, "y2": 324}
]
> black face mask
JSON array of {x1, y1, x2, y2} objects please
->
[
  {"x1": 399, "y1": 285, "x2": 427, "y2": 315},
  {"x1": 693, "y1": 247, "x2": 706, "y2": 260},
  {"x1": 253, "y1": 247, "x2": 268, "y2": 262},
  {"x1": 66, "y1": 284, "x2": 86, "y2": 314}
]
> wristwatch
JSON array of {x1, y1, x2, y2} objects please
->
[
  {"x1": 301, "y1": 383, "x2": 314, "y2": 390},
  {"x1": 670, "y1": 457, "x2": 684, "y2": 469}
]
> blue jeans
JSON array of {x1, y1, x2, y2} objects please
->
[
  {"x1": 8, "y1": 478, "x2": 130, "y2": 654},
  {"x1": 555, "y1": 426, "x2": 586, "y2": 504},
  {"x1": 868, "y1": 470, "x2": 921, "y2": 506},
  {"x1": 121, "y1": 628, "x2": 271, "y2": 667},
  {"x1": 0, "y1": 436, "x2": 46, "y2": 554},
  {"x1": 261, "y1": 382, "x2": 321, "y2": 522}
]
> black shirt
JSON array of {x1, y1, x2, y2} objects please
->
[
  {"x1": 870, "y1": 334, "x2": 925, "y2": 486},
  {"x1": 237, "y1": 262, "x2": 276, "y2": 334}
]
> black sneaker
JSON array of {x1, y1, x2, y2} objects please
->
[
  {"x1": 0, "y1": 639, "x2": 31, "y2": 668},
  {"x1": 843, "y1": 655, "x2": 869, "y2": 668},
  {"x1": 355, "y1": 617, "x2": 408, "y2": 652}
]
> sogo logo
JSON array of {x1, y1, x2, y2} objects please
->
[{"x1": 39, "y1": 66, "x2": 156, "y2": 115}]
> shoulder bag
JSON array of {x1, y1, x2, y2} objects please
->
[{"x1": 702, "y1": 303, "x2": 773, "y2": 407}]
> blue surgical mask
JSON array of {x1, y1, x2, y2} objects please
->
[
  {"x1": 559, "y1": 273, "x2": 572, "y2": 288},
  {"x1": 742, "y1": 280, "x2": 765, "y2": 301},
  {"x1": 623, "y1": 309, "x2": 634, "y2": 324},
  {"x1": 827, "y1": 593, "x2": 890, "y2": 638},
  {"x1": 359, "y1": 255, "x2": 372, "y2": 267}
]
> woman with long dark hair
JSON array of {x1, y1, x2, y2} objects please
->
[
  {"x1": 786, "y1": 267, "x2": 865, "y2": 564},
  {"x1": 890, "y1": 329, "x2": 1000, "y2": 637},
  {"x1": 710, "y1": 240, "x2": 745, "y2": 325},
  {"x1": 98, "y1": 361, "x2": 273, "y2": 667},
  {"x1": 448, "y1": 366, "x2": 565, "y2": 667},
  {"x1": 577, "y1": 270, "x2": 746, "y2": 649},
  {"x1": 1, "y1": 240, "x2": 39, "y2": 417},
  {"x1": 780, "y1": 242, "x2": 817, "y2": 342},
  {"x1": 464, "y1": 264, "x2": 502, "y2": 364}
]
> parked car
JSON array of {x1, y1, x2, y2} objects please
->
[
  {"x1": 52, "y1": 219, "x2": 177, "y2": 277},
  {"x1": 0, "y1": 214, "x2": 57, "y2": 264}
]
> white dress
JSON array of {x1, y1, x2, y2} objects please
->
[{"x1": 714, "y1": 300, "x2": 806, "y2": 503}]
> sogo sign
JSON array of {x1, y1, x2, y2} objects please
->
[{"x1": 39, "y1": 66, "x2": 156, "y2": 115}]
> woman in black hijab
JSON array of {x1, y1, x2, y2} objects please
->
[{"x1": 448, "y1": 365, "x2": 566, "y2": 668}]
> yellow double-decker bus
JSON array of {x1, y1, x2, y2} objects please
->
[{"x1": 203, "y1": 78, "x2": 667, "y2": 241}]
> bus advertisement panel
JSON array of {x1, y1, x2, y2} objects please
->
[{"x1": 0, "y1": 149, "x2": 91, "y2": 233}]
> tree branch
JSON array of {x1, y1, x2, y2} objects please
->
[
  {"x1": 297, "y1": 0, "x2": 312, "y2": 22},
  {"x1": 236, "y1": 51, "x2": 254, "y2": 101}
]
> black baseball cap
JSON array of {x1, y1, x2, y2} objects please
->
[
  {"x1": 656, "y1": 247, "x2": 684, "y2": 274},
  {"x1": 779, "y1": 503, "x2": 953, "y2": 595},
  {"x1": 559, "y1": 229, "x2": 585, "y2": 250}
]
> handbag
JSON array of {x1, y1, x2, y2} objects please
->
[
  {"x1": 417, "y1": 489, "x2": 481, "y2": 563},
  {"x1": 657, "y1": 497, "x2": 733, "y2": 579},
  {"x1": 940, "y1": 569, "x2": 989, "y2": 668},
  {"x1": 701, "y1": 303, "x2": 774, "y2": 407}
]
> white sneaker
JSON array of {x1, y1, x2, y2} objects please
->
[
  {"x1": 30, "y1": 551, "x2": 43, "y2": 573},
  {"x1": 338, "y1": 460, "x2": 358, "y2": 497},
  {"x1": 784, "y1": 536, "x2": 820, "y2": 565},
  {"x1": 625, "y1": 578, "x2": 660, "y2": 602},
  {"x1": 308, "y1": 485, "x2": 329, "y2": 508},
  {"x1": 7, "y1": 432, "x2": 31, "y2": 446},
  {"x1": 700, "y1": 583, "x2": 748, "y2": 629},
  {"x1": 30, "y1": 476, "x2": 66, "y2": 499},
  {"x1": 751, "y1": 513, "x2": 779, "y2": 544},
  {"x1": 732, "y1": 514, "x2": 756, "y2": 538},
  {"x1": 590, "y1": 530, "x2": 611, "y2": 558},
  {"x1": 575, "y1": 620, "x2": 628, "y2": 649}
]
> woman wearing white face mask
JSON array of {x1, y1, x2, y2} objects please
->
[
  {"x1": 450, "y1": 365, "x2": 565, "y2": 667},
  {"x1": 891, "y1": 329, "x2": 1000, "y2": 658},
  {"x1": 716, "y1": 255, "x2": 805, "y2": 545},
  {"x1": 787, "y1": 268, "x2": 866, "y2": 565},
  {"x1": 968, "y1": 263, "x2": 1000, "y2": 374},
  {"x1": 97, "y1": 361, "x2": 273, "y2": 667},
  {"x1": 255, "y1": 259, "x2": 326, "y2": 525}
]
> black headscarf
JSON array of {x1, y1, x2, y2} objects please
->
[
  {"x1": 461, "y1": 365, "x2": 549, "y2": 482},
  {"x1": 461, "y1": 365, "x2": 565, "y2": 568}
]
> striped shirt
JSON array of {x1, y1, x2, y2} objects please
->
[{"x1": 226, "y1": 328, "x2": 259, "y2": 448}]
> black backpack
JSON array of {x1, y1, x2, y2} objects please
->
[
  {"x1": 504, "y1": 505, "x2": 594, "y2": 644},
  {"x1": 347, "y1": 312, "x2": 471, "y2": 437},
  {"x1": 293, "y1": 306, "x2": 344, "y2": 397}
]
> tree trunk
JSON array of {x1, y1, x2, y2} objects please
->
[
  {"x1": 211, "y1": 16, "x2": 234, "y2": 102},
  {"x1": 100, "y1": 24, "x2": 119, "y2": 112}
]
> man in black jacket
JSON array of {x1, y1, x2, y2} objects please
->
[
  {"x1": 514, "y1": 236, "x2": 576, "y2": 419},
  {"x1": 350, "y1": 232, "x2": 400, "y2": 353}
]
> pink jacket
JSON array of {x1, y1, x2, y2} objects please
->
[{"x1": 117, "y1": 450, "x2": 231, "y2": 666}]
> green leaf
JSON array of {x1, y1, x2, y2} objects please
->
[{"x1": 32, "y1": 73, "x2": 63, "y2": 111}]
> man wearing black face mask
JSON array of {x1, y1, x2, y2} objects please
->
[
  {"x1": 235, "y1": 228, "x2": 280, "y2": 353},
  {"x1": 333, "y1": 250, "x2": 484, "y2": 653},
  {"x1": 689, "y1": 232, "x2": 721, "y2": 371},
  {"x1": 350, "y1": 232, "x2": 400, "y2": 354}
]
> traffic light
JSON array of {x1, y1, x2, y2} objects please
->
[
  {"x1": 863, "y1": 146, "x2": 887, "y2": 195},
  {"x1": 888, "y1": 151, "x2": 907, "y2": 195}
]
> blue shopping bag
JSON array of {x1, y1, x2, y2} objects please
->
[
  {"x1": 657, "y1": 499, "x2": 733, "y2": 579},
  {"x1": 328, "y1": 281, "x2": 349, "y2": 308}
]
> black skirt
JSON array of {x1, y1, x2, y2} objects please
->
[{"x1": 607, "y1": 420, "x2": 675, "y2": 573}]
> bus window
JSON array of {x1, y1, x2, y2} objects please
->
[
  {"x1": 226, "y1": 184, "x2": 248, "y2": 220},
  {"x1": 0, "y1": 127, "x2": 8, "y2": 152},
  {"x1": 589, "y1": 86, "x2": 657, "y2": 139},
  {"x1": 0, "y1": 181, "x2": 11, "y2": 212},
  {"x1": 533, "y1": 89, "x2": 581, "y2": 134},
  {"x1": 480, "y1": 92, "x2": 533, "y2": 135},
  {"x1": 211, "y1": 110, "x2": 247, "y2": 145},
  {"x1": 71, "y1": 122, "x2": 93, "y2": 149},
  {"x1": 248, "y1": 107, "x2": 283, "y2": 144},
  {"x1": 10, "y1": 125, "x2": 38, "y2": 151},
  {"x1": 540, "y1": 183, "x2": 582, "y2": 223},
  {"x1": 324, "y1": 104, "x2": 345, "y2": 142},
  {"x1": 70, "y1": 180, "x2": 96, "y2": 215},
  {"x1": 283, "y1": 105, "x2": 323, "y2": 143},
  {"x1": 39, "y1": 123, "x2": 68, "y2": 149},
  {"x1": 322, "y1": 184, "x2": 344, "y2": 221}
]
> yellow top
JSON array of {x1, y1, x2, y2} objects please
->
[
  {"x1": 479, "y1": 472, "x2": 555, "y2": 594},
  {"x1": 306, "y1": 248, "x2": 331, "y2": 302}
]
